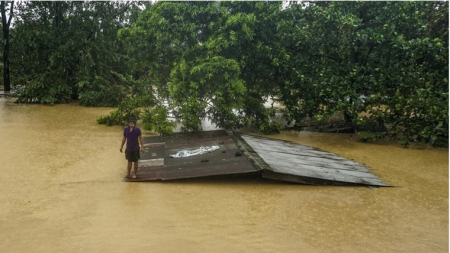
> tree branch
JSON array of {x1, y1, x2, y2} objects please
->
[
  {"x1": 1, "y1": 2, "x2": 6, "y2": 28},
  {"x1": 7, "y1": 1, "x2": 13, "y2": 26}
]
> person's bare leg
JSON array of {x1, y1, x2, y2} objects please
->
[
  {"x1": 124, "y1": 161, "x2": 132, "y2": 178},
  {"x1": 132, "y1": 161, "x2": 138, "y2": 178}
]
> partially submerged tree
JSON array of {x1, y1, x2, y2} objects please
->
[
  {"x1": 276, "y1": 1, "x2": 448, "y2": 147},
  {"x1": 10, "y1": 1, "x2": 141, "y2": 105},
  {"x1": 3, "y1": 1, "x2": 447, "y2": 146},
  {"x1": 120, "y1": 1, "x2": 285, "y2": 133},
  {"x1": 1, "y1": 0, "x2": 14, "y2": 92},
  {"x1": 118, "y1": 1, "x2": 448, "y2": 145}
]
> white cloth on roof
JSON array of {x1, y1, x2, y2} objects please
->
[{"x1": 170, "y1": 145, "x2": 220, "y2": 158}]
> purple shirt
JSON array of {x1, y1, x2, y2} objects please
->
[{"x1": 123, "y1": 126, "x2": 142, "y2": 151}]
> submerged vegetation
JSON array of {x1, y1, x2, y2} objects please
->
[{"x1": 1, "y1": 1, "x2": 448, "y2": 147}]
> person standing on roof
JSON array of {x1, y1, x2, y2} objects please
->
[{"x1": 120, "y1": 116, "x2": 145, "y2": 179}]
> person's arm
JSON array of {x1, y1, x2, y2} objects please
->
[
  {"x1": 120, "y1": 136, "x2": 126, "y2": 153},
  {"x1": 139, "y1": 135, "x2": 145, "y2": 153}
]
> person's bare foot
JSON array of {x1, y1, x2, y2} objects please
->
[
  {"x1": 132, "y1": 174, "x2": 137, "y2": 179},
  {"x1": 123, "y1": 174, "x2": 130, "y2": 178}
]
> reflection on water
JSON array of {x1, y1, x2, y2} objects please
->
[{"x1": 0, "y1": 97, "x2": 448, "y2": 253}]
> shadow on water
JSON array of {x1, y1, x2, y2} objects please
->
[
  {"x1": 133, "y1": 173, "x2": 378, "y2": 188},
  {"x1": 136, "y1": 173, "x2": 298, "y2": 186}
]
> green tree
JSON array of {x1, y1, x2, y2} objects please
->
[
  {"x1": 277, "y1": 1, "x2": 448, "y2": 146},
  {"x1": 120, "y1": 1, "x2": 285, "y2": 133},
  {"x1": 103, "y1": 1, "x2": 448, "y2": 145},
  {"x1": 11, "y1": 1, "x2": 141, "y2": 105},
  {"x1": 204, "y1": 1, "x2": 285, "y2": 133}
]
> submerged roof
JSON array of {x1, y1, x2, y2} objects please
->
[
  {"x1": 237, "y1": 133, "x2": 387, "y2": 186},
  {"x1": 127, "y1": 130, "x2": 257, "y2": 182},
  {"x1": 124, "y1": 130, "x2": 388, "y2": 186}
]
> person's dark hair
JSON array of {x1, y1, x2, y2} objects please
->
[{"x1": 127, "y1": 116, "x2": 137, "y2": 123}]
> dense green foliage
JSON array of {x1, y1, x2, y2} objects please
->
[
  {"x1": 2, "y1": 1, "x2": 448, "y2": 146},
  {"x1": 141, "y1": 105, "x2": 177, "y2": 135},
  {"x1": 96, "y1": 95, "x2": 176, "y2": 135},
  {"x1": 10, "y1": 2, "x2": 140, "y2": 105},
  {"x1": 275, "y1": 1, "x2": 448, "y2": 147},
  {"x1": 96, "y1": 95, "x2": 145, "y2": 126},
  {"x1": 119, "y1": 2, "x2": 288, "y2": 134}
]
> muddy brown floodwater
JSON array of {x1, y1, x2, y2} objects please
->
[{"x1": 0, "y1": 98, "x2": 448, "y2": 253}]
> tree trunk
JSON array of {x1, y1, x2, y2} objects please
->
[
  {"x1": 2, "y1": 19, "x2": 10, "y2": 92},
  {"x1": 344, "y1": 97, "x2": 358, "y2": 134},
  {"x1": 1, "y1": 1, "x2": 13, "y2": 92}
]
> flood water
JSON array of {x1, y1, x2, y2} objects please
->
[{"x1": 0, "y1": 98, "x2": 448, "y2": 253}]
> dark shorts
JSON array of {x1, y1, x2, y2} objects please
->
[{"x1": 125, "y1": 149, "x2": 140, "y2": 162}]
